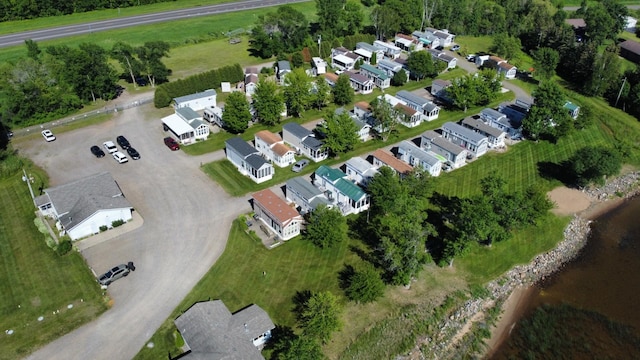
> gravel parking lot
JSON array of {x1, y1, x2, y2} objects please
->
[{"x1": 19, "y1": 102, "x2": 248, "y2": 360}]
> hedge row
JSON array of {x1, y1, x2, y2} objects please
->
[{"x1": 154, "y1": 63, "x2": 244, "y2": 108}]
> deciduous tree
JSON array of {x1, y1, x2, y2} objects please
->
[
  {"x1": 568, "y1": 146, "x2": 622, "y2": 187},
  {"x1": 305, "y1": 204, "x2": 347, "y2": 248},
  {"x1": 252, "y1": 78, "x2": 284, "y2": 126},
  {"x1": 299, "y1": 291, "x2": 342, "y2": 344},
  {"x1": 332, "y1": 74, "x2": 354, "y2": 105},
  {"x1": 318, "y1": 111, "x2": 360, "y2": 155},
  {"x1": 284, "y1": 68, "x2": 311, "y2": 117},
  {"x1": 406, "y1": 50, "x2": 437, "y2": 80},
  {"x1": 344, "y1": 264, "x2": 385, "y2": 303},
  {"x1": 222, "y1": 91, "x2": 252, "y2": 133},
  {"x1": 311, "y1": 77, "x2": 331, "y2": 110},
  {"x1": 531, "y1": 47, "x2": 559, "y2": 80},
  {"x1": 136, "y1": 41, "x2": 171, "y2": 87},
  {"x1": 370, "y1": 97, "x2": 398, "y2": 141}
]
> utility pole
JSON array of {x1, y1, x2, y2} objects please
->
[
  {"x1": 318, "y1": 34, "x2": 322, "y2": 57},
  {"x1": 22, "y1": 168, "x2": 35, "y2": 205},
  {"x1": 615, "y1": 77, "x2": 627, "y2": 108}
]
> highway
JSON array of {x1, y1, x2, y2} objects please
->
[{"x1": 0, "y1": 0, "x2": 310, "y2": 48}]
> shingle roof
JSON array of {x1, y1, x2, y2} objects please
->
[
  {"x1": 565, "y1": 18, "x2": 586, "y2": 28},
  {"x1": 442, "y1": 122, "x2": 488, "y2": 143},
  {"x1": 371, "y1": 149, "x2": 412, "y2": 174},
  {"x1": 283, "y1": 122, "x2": 312, "y2": 140},
  {"x1": 287, "y1": 177, "x2": 324, "y2": 200},
  {"x1": 226, "y1": 137, "x2": 258, "y2": 158},
  {"x1": 399, "y1": 140, "x2": 440, "y2": 167},
  {"x1": 302, "y1": 136, "x2": 323, "y2": 151},
  {"x1": 356, "y1": 42, "x2": 378, "y2": 53},
  {"x1": 272, "y1": 143, "x2": 294, "y2": 157},
  {"x1": 461, "y1": 117, "x2": 505, "y2": 138},
  {"x1": 354, "y1": 101, "x2": 371, "y2": 111},
  {"x1": 431, "y1": 137, "x2": 467, "y2": 155},
  {"x1": 394, "y1": 103, "x2": 419, "y2": 116},
  {"x1": 253, "y1": 188, "x2": 301, "y2": 224},
  {"x1": 324, "y1": 73, "x2": 339, "y2": 83},
  {"x1": 245, "y1": 153, "x2": 270, "y2": 170},
  {"x1": 620, "y1": 40, "x2": 640, "y2": 55},
  {"x1": 277, "y1": 60, "x2": 291, "y2": 72},
  {"x1": 316, "y1": 165, "x2": 346, "y2": 182},
  {"x1": 396, "y1": 90, "x2": 430, "y2": 107},
  {"x1": 173, "y1": 89, "x2": 217, "y2": 105},
  {"x1": 176, "y1": 107, "x2": 201, "y2": 121},
  {"x1": 174, "y1": 300, "x2": 273, "y2": 360},
  {"x1": 481, "y1": 108, "x2": 505, "y2": 120},
  {"x1": 346, "y1": 71, "x2": 372, "y2": 85},
  {"x1": 255, "y1": 130, "x2": 282, "y2": 146}
]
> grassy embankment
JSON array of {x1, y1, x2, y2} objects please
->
[{"x1": 0, "y1": 159, "x2": 107, "y2": 360}]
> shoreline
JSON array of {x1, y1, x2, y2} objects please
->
[{"x1": 482, "y1": 171, "x2": 640, "y2": 358}]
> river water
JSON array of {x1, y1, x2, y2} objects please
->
[{"x1": 491, "y1": 196, "x2": 640, "y2": 358}]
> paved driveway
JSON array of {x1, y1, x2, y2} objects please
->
[{"x1": 18, "y1": 103, "x2": 248, "y2": 360}]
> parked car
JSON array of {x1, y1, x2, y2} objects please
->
[
  {"x1": 126, "y1": 147, "x2": 140, "y2": 160},
  {"x1": 466, "y1": 54, "x2": 476, "y2": 62},
  {"x1": 451, "y1": 44, "x2": 460, "y2": 51},
  {"x1": 90, "y1": 145, "x2": 105, "y2": 158},
  {"x1": 103, "y1": 141, "x2": 118, "y2": 153},
  {"x1": 164, "y1": 137, "x2": 180, "y2": 151},
  {"x1": 98, "y1": 264, "x2": 130, "y2": 286},
  {"x1": 292, "y1": 159, "x2": 309, "y2": 172},
  {"x1": 116, "y1": 135, "x2": 131, "y2": 150},
  {"x1": 113, "y1": 151, "x2": 128, "y2": 163},
  {"x1": 41, "y1": 129, "x2": 56, "y2": 142}
]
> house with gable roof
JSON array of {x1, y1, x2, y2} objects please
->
[
  {"x1": 162, "y1": 107, "x2": 210, "y2": 145},
  {"x1": 285, "y1": 177, "x2": 331, "y2": 214},
  {"x1": 420, "y1": 130, "x2": 468, "y2": 169},
  {"x1": 486, "y1": 56, "x2": 516, "y2": 79},
  {"x1": 564, "y1": 101, "x2": 580, "y2": 119},
  {"x1": 371, "y1": 149, "x2": 413, "y2": 176},
  {"x1": 331, "y1": 47, "x2": 361, "y2": 71},
  {"x1": 441, "y1": 122, "x2": 489, "y2": 157},
  {"x1": 397, "y1": 140, "x2": 442, "y2": 177},
  {"x1": 252, "y1": 188, "x2": 302, "y2": 240},
  {"x1": 173, "y1": 89, "x2": 217, "y2": 111},
  {"x1": 345, "y1": 71, "x2": 374, "y2": 94},
  {"x1": 173, "y1": 300, "x2": 275, "y2": 360},
  {"x1": 377, "y1": 59, "x2": 408, "y2": 78},
  {"x1": 323, "y1": 72, "x2": 339, "y2": 87},
  {"x1": 395, "y1": 33, "x2": 421, "y2": 51},
  {"x1": 282, "y1": 122, "x2": 328, "y2": 162},
  {"x1": 35, "y1": 172, "x2": 133, "y2": 240},
  {"x1": 344, "y1": 157, "x2": 379, "y2": 186},
  {"x1": 276, "y1": 60, "x2": 291, "y2": 85},
  {"x1": 254, "y1": 130, "x2": 296, "y2": 168},
  {"x1": 313, "y1": 165, "x2": 370, "y2": 215},
  {"x1": 355, "y1": 42, "x2": 385, "y2": 63},
  {"x1": 411, "y1": 30, "x2": 441, "y2": 49},
  {"x1": 225, "y1": 137, "x2": 274, "y2": 183},
  {"x1": 395, "y1": 90, "x2": 441, "y2": 121},
  {"x1": 353, "y1": 101, "x2": 372, "y2": 121},
  {"x1": 245, "y1": 67, "x2": 259, "y2": 96},
  {"x1": 373, "y1": 40, "x2": 402, "y2": 59},
  {"x1": 359, "y1": 63, "x2": 390, "y2": 89},
  {"x1": 427, "y1": 48, "x2": 457, "y2": 69},
  {"x1": 311, "y1": 57, "x2": 328, "y2": 76},
  {"x1": 431, "y1": 79, "x2": 452, "y2": 102},
  {"x1": 461, "y1": 117, "x2": 506, "y2": 148}
]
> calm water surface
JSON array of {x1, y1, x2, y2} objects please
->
[{"x1": 492, "y1": 196, "x2": 640, "y2": 358}]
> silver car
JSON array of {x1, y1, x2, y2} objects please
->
[{"x1": 98, "y1": 264, "x2": 130, "y2": 286}]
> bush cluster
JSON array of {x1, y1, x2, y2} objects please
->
[{"x1": 154, "y1": 64, "x2": 244, "y2": 108}]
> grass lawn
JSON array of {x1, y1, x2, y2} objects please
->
[
  {"x1": 134, "y1": 217, "x2": 371, "y2": 360},
  {"x1": 0, "y1": 2, "x2": 317, "y2": 65},
  {"x1": 0, "y1": 164, "x2": 107, "y2": 360}
]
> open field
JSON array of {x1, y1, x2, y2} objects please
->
[
  {"x1": 0, "y1": 163, "x2": 107, "y2": 359},
  {"x1": 0, "y1": 2, "x2": 317, "y2": 65},
  {"x1": 0, "y1": 0, "x2": 309, "y2": 35}
]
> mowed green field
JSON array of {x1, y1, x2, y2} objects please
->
[
  {"x1": 0, "y1": 168, "x2": 107, "y2": 359},
  {"x1": 0, "y1": 2, "x2": 317, "y2": 65}
]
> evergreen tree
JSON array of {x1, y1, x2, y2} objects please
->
[{"x1": 332, "y1": 74, "x2": 354, "y2": 105}]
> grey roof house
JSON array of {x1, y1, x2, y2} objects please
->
[
  {"x1": 285, "y1": 177, "x2": 331, "y2": 214},
  {"x1": 282, "y1": 122, "x2": 328, "y2": 162},
  {"x1": 35, "y1": 172, "x2": 133, "y2": 240},
  {"x1": 441, "y1": 122, "x2": 489, "y2": 157},
  {"x1": 225, "y1": 137, "x2": 274, "y2": 184},
  {"x1": 173, "y1": 300, "x2": 275, "y2": 360},
  {"x1": 420, "y1": 130, "x2": 468, "y2": 169},
  {"x1": 395, "y1": 90, "x2": 440, "y2": 121},
  {"x1": 461, "y1": 117, "x2": 506, "y2": 148},
  {"x1": 397, "y1": 140, "x2": 442, "y2": 177}
]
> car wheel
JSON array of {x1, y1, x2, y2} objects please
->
[
  {"x1": 105, "y1": 281, "x2": 111, "y2": 286},
  {"x1": 123, "y1": 272, "x2": 129, "y2": 277},
  {"x1": 163, "y1": 124, "x2": 169, "y2": 131}
]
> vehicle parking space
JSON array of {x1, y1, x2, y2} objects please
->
[{"x1": 17, "y1": 102, "x2": 249, "y2": 360}]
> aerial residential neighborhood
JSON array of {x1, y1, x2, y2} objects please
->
[{"x1": 1, "y1": 0, "x2": 640, "y2": 360}]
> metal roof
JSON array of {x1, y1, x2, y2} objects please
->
[
  {"x1": 283, "y1": 122, "x2": 311, "y2": 140},
  {"x1": 316, "y1": 165, "x2": 346, "y2": 182},
  {"x1": 461, "y1": 117, "x2": 505, "y2": 138},
  {"x1": 398, "y1": 140, "x2": 440, "y2": 167},
  {"x1": 226, "y1": 137, "x2": 258, "y2": 157},
  {"x1": 162, "y1": 113, "x2": 194, "y2": 136},
  {"x1": 442, "y1": 122, "x2": 489, "y2": 144},
  {"x1": 359, "y1": 64, "x2": 389, "y2": 80},
  {"x1": 287, "y1": 177, "x2": 324, "y2": 200},
  {"x1": 396, "y1": 90, "x2": 430, "y2": 107},
  {"x1": 335, "y1": 178, "x2": 367, "y2": 201},
  {"x1": 176, "y1": 107, "x2": 201, "y2": 121},
  {"x1": 173, "y1": 89, "x2": 216, "y2": 105}
]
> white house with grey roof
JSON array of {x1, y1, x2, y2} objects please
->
[
  {"x1": 441, "y1": 122, "x2": 489, "y2": 157},
  {"x1": 345, "y1": 71, "x2": 374, "y2": 94},
  {"x1": 35, "y1": 172, "x2": 133, "y2": 240},
  {"x1": 225, "y1": 137, "x2": 274, "y2": 183},
  {"x1": 276, "y1": 60, "x2": 291, "y2": 85},
  {"x1": 162, "y1": 107, "x2": 210, "y2": 145},
  {"x1": 377, "y1": 59, "x2": 408, "y2": 78},
  {"x1": 395, "y1": 90, "x2": 441, "y2": 121},
  {"x1": 411, "y1": 31, "x2": 441, "y2": 49},
  {"x1": 359, "y1": 64, "x2": 390, "y2": 89},
  {"x1": 174, "y1": 300, "x2": 275, "y2": 360},
  {"x1": 285, "y1": 177, "x2": 331, "y2": 214},
  {"x1": 427, "y1": 49, "x2": 457, "y2": 69},
  {"x1": 421, "y1": 130, "x2": 468, "y2": 169},
  {"x1": 355, "y1": 42, "x2": 384, "y2": 63},
  {"x1": 461, "y1": 117, "x2": 506, "y2": 148},
  {"x1": 397, "y1": 140, "x2": 442, "y2": 177},
  {"x1": 373, "y1": 40, "x2": 402, "y2": 58},
  {"x1": 173, "y1": 89, "x2": 217, "y2": 111},
  {"x1": 344, "y1": 157, "x2": 379, "y2": 186},
  {"x1": 282, "y1": 122, "x2": 328, "y2": 162}
]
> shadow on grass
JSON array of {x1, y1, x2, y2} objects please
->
[
  {"x1": 537, "y1": 160, "x2": 574, "y2": 186},
  {"x1": 338, "y1": 264, "x2": 355, "y2": 290},
  {"x1": 292, "y1": 290, "x2": 312, "y2": 321}
]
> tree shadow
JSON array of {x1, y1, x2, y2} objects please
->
[
  {"x1": 537, "y1": 160, "x2": 573, "y2": 186},
  {"x1": 338, "y1": 264, "x2": 355, "y2": 291},
  {"x1": 292, "y1": 290, "x2": 312, "y2": 320}
]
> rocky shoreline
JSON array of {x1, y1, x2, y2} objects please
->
[{"x1": 414, "y1": 171, "x2": 640, "y2": 359}]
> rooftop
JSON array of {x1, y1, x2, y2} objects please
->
[
  {"x1": 283, "y1": 122, "x2": 312, "y2": 139},
  {"x1": 253, "y1": 189, "x2": 301, "y2": 224},
  {"x1": 173, "y1": 89, "x2": 217, "y2": 104},
  {"x1": 442, "y1": 122, "x2": 489, "y2": 143},
  {"x1": 316, "y1": 165, "x2": 346, "y2": 182},
  {"x1": 255, "y1": 130, "x2": 282, "y2": 146},
  {"x1": 371, "y1": 149, "x2": 412, "y2": 174},
  {"x1": 461, "y1": 117, "x2": 505, "y2": 138},
  {"x1": 226, "y1": 137, "x2": 258, "y2": 157},
  {"x1": 396, "y1": 90, "x2": 430, "y2": 107}
]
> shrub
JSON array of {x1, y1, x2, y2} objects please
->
[
  {"x1": 99, "y1": 225, "x2": 108, "y2": 232},
  {"x1": 44, "y1": 236, "x2": 56, "y2": 249},
  {"x1": 34, "y1": 217, "x2": 49, "y2": 234},
  {"x1": 56, "y1": 240, "x2": 72, "y2": 255},
  {"x1": 111, "y1": 219, "x2": 125, "y2": 227}
]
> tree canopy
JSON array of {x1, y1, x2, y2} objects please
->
[
  {"x1": 304, "y1": 204, "x2": 348, "y2": 248},
  {"x1": 332, "y1": 74, "x2": 354, "y2": 105},
  {"x1": 318, "y1": 111, "x2": 360, "y2": 155},
  {"x1": 298, "y1": 291, "x2": 343, "y2": 344},
  {"x1": 284, "y1": 68, "x2": 311, "y2": 117},
  {"x1": 252, "y1": 78, "x2": 284, "y2": 126},
  {"x1": 222, "y1": 92, "x2": 252, "y2": 133},
  {"x1": 567, "y1": 146, "x2": 622, "y2": 187},
  {"x1": 522, "y1": 80, "x2": 572, "y2": 141}
]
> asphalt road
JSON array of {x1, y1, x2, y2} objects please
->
[
  {"x1": 17, "y1": 96, "x2": 247, "y2": 360},
  {"x1": 0, "y1": 0, "x2": 310, "y2": 48}
]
